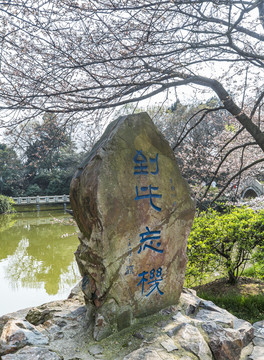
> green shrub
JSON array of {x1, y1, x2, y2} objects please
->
[
  {"x1": 0, "y1": 194, "x2": 15, "y2": 214},
  {"x1": 186, "y1": 207, "x2": 264, "y2": 285},
  {"x1": 243, "y1": 263, "x2": 264, "y2": 279}
]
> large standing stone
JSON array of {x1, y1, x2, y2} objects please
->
[{"x1": 70, "y1": 112, "x2": 195, "y2": 337}]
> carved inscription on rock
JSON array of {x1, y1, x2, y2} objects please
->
[{"x1": 70, "y1": 112, "x2": 195, "y2": 335}]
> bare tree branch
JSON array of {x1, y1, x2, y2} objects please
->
[
  {"x1": 173, "y1": 106, "x2": 224, "y2": 150},
  {"x1": 0, "y1": 0, "x2": 263, "y2": 201},
  {"x1": 210, "y1": 158, "x2": 264, "y2": 204}
]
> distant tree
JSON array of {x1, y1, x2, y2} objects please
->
[
  {"x1": 25, "y1": 184, "x2": 42, "y2": 196},
  {"x1": 24, "y1": 114, "x2": 71, "y2": 173},
  {"x1": 3, "y1": 113, "x2": 83, "y2": 196},
  {"x1": 45, "y1": 149, "x2": 83, "y2": 195},
  {"x1": 0, "y1": 144, "x2": 24, "y2": 196}
]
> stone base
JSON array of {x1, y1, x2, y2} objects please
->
[{"x1": 0, "y1": 286, "x2": 263, "y2": 360}]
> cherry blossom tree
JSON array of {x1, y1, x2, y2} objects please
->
[{"x1": 0, "y1": 0, "x2": 264, "y2": 199}]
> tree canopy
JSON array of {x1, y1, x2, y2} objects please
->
[
  {"x1": 0, "y1": 113, "x2": 82, "y2": 196},
  {"x1": 1, "y1": 0, "x2": 264, "y2": 199}
]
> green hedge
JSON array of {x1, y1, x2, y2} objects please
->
[
  {"x1": 186, "y1": 206, "x2": 264, "y2": 285},
  {"x1": 0, "y1": 195, "x2": 15, "y2": 214}
]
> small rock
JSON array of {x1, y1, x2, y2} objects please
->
[
  {"x1": 0, "y1": 316, "x2": 10, "y2": 336},
  {"x1": 133, "y1": 332, "x2": 144, "y2": 339},
  {"x1": 253, "y1": 321, "x2": 264, "y2": 339},
  {"x1": 26, "y1": 308, "x2": 52, "y2": 325},
  {"x1": 144, "y1": 327, "x2": 155, "y2": 334},
  {"x1": 123, "y1": 347, "x2": 164, "y2": 359},
  {"x1": 240, "y1": 343, "x2": 254, "y2": 360},
  {"x1": 93, "y1": 314, "x2": 112, "y2": 341},
  {"x1": 167, "y1": 323, "x2": 186, "y2": 337},
  {"x1": 179, "y1": 292, "x2": 201, "y2": 316},
  {"x1": 248, "y1": 346, "x2": 264, "y2": 360},
  {"x1": 172, "y1": 311, "x2": 190, "y2": 323},
  {"x1": 173, "y1": 323, "x2": 213, "y2": 360},
  {"x1": 202, "y1": 322, "x2": 244, "y2": 360},
  {"x1": 182, "y1": 288, "x2": 197, "y2": 296},
  {"x1": 253, "y1": 320, "x2": 264, "y2": 328},
  {"x1": 53, "y1": 332, "x2": 64, "y2": 340},
  {"x1": 253, "y1": 337, "x2": 264, "y2": 346},
  {"x1": 159, "y1": 306, "x2": 178, "y2": 315},
  {"x1": 88, "y1": 344, "x2": 104, "y2": 355},
  {"x1": 233, "y1": 318, "x2": 254, "y2": 347},
  {"x1": 1, "y1": 346, "x2": 62, "y2": 359},
  {"x1": 195, "y1": 309, "x2": 234, "y2": 327},
  {"x1": 160, "y1": 338, "x2": 178, "y2": 352},
  {"x1": 55, "y1": 320, "x2": 67, "y2": 328},
  {"x1": 200, "y1": 299, "x2": 228, "y2": 313},
  {"x1": 0, "y1": 319, "x2": 49, "y2": 356}
]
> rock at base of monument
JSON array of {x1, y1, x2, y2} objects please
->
[
  {"x1": 70, "y1": 112, "x2": 196, "y2": 340},
  {"x1": 1, "y1": 287, "x2": 261, "y2": 360},
  {"x1": 92, "y1": 300, "x2": 133, "y2": 341},
  {"x1": 93, "y1": 313, "x2": 112, "y2": 342}
]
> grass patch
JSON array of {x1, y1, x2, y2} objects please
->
[
  {"x1": 193, "y1": 277, "x2": 264, "y2": 323},
  {"x1": 244, "y1": 264, "x2": 264, "y2": 280},
  {"x1": 196, "y1": 287, "x2": 264, "y2": 324}
]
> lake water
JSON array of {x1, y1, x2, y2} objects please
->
[{"x1": 0, "y1": 209, "x2": 81, "y2": 316}]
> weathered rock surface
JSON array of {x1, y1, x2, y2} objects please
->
[
  {"x1": 0, "y1": 319, "x2": 49, "y2": 355},
  {"x1": 1, "y1": 286, "x2": 263, "y2": 360},
  {"x1": 1, "y1": 346, "x2": 62, "y2": 360},
  {"x1": 70, "y1": 112, "x2": 195, "y2": 336}
]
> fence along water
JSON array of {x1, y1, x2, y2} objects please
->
[{"x1": 11, "y1": 195, "x2": 70, "y2": 211}]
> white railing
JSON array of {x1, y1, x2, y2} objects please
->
[{"x1": 12, "y1": 195, "x2": 70, "y2": 205}]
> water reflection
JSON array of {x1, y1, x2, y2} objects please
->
[{"x1": 0, "y1": 211, "x2": 80, "y2": 315}]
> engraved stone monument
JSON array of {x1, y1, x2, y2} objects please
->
[{"x1": 70, "y1": 113, "x2": 195, "y2": 340}]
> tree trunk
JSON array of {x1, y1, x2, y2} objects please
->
[{"x1": 227, "y1": 269, "x2": 237, "y2": 285}]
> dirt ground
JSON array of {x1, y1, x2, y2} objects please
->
[{"x1": 192, "y1": 276, "x2": 264, "y2": 296}]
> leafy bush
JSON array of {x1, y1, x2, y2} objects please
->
[
  {"x1": 243, "y1": 263, "x2": 264, "y2": 280},
  {"x1": 186, "y1": 207, "x2": 264, "y2": 285},
  {"x1": 0, "y1": 195, "x2": 15, "y2": 214}
]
